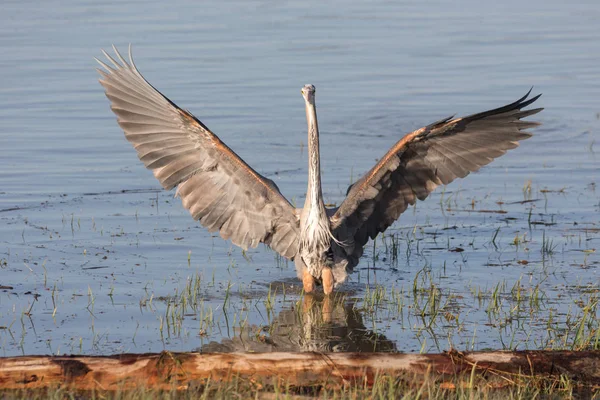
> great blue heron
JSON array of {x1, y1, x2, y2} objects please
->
[{"x1": 96, "y1": 46, "x2": 542, "y2": 296}]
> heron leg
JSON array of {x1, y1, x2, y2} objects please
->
[
  {"x1": 302, "y1": 269, "x2": 315, "y2": 293},
  {"x1": 322, "y1": 267, "x2": 334, "y2": 295}
]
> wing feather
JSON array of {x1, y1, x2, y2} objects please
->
[
  {"x1": 97, "y1": 46, "x2": 300, "y2": 258},
  {"x1": 332, "y1": 91, "x2": 542, "y2": 265}
]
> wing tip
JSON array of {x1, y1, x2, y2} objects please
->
[
  {"x1": 518, "y1": 91, "x2": 542, "y2": 109},
  {"x1": 96, "y1": 44, "x2": 137, "y2": 73}
]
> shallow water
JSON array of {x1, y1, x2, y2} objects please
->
[{"x1": 0, "y1": 0, "x2": 598, "y2": 356}]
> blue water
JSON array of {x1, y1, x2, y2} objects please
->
[{"x1": 0, "y1": 0, "x2": 598, "y2": 356}]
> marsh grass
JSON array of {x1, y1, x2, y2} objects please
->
[
  {"x1": 1, "y1": 366, "x2": 598, "y2": 399},
  {"x1": 1, "y1": 173, "x2": 598, "y2": 360}
]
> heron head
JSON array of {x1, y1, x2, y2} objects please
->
[{"x1": 301, "y1": 84, "x2": 316, "y2": 104}]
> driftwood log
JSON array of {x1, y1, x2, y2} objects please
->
[{"x1": 0, "y1": 350, "x2": 599, "y2": 391}]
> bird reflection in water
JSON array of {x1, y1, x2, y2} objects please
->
[{"x1": 200, "y1": 294, "x2": 396, "y2": 353}]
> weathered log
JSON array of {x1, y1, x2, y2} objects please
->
[{"x1": 0, "y1": 350, "x2": 598, "y2": 391}]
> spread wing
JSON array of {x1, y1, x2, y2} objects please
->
[
  {"x1": 331, "y1": 90, "x2": 542, "y2": 265},
  {"x1": 96, "y1": 46, "x2": 299, "y2": 258}
]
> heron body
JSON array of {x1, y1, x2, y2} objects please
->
[
  {"x1": 297, "y1": 84, "x2": 337, "y2": 294},
  {"x1": 97, "y1": 46, "x2": 542, "y2": 295}
]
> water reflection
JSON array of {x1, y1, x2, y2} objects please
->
[{"x1": 200, "y1": 294, "x2": 396, "y2": 353}]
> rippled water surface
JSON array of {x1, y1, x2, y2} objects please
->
[{"x1": 0, "y1": 0, "x2": 598, "y2": 356}]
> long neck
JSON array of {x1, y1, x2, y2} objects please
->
[{"x1": 304, "y1": 100, "x2": 325, "y2": 212}]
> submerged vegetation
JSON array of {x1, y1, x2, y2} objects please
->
[{"x1": 0, "y1": 176, "x2": 597, "y2": 357}]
